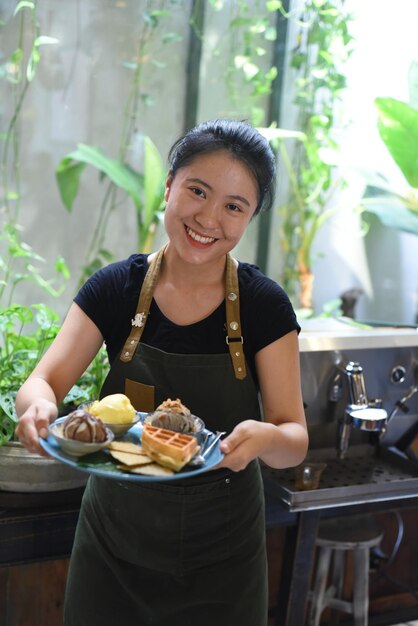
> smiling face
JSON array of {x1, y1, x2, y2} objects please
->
[{"x1": 163, "y1": 150, "x2": 259, "y2": 266}]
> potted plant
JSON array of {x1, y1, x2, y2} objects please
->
[{"x1": 0, "y1": 225, "x2": 109, "y2": 492}]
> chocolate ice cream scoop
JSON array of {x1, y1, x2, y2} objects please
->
[
  {"x1": 146, "y1": 410, "x2": 197, "y2": 433},
  {"x1": 63, "y1": 409, "x2": 107, "y2": 443}
]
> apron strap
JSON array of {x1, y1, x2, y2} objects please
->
[
  {"x1": 225, "y1": 255, "x2": 247, "y2": 380},
  {"x1": 120, "y1": 247, "x2": 246, "y2": 380},
  {"x1": 120, "y1": 246, "x2": 166, "y2": 363}
]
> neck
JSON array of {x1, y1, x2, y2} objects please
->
[{"x1": 161, "y1": 245, "x2": 227, "y2": 288}]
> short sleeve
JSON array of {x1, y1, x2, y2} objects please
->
[
  {"x1": 239, "y1": 263, "x2": 300, "y2": 356},
  {"x1": 73, "y1": 255, "x2": 147, "y2": 352}
]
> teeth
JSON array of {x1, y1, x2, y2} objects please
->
[{"x1": 186, "y1": 227, "x2": 215, "y2": 244}]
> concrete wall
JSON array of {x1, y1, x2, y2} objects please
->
[{"x1": 0, "y1": 0, "x2": 273, "y2": 320}]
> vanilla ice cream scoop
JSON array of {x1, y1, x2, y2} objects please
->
[{"x1": 89, "y1": 393, "x2": 136, "y2": 424}]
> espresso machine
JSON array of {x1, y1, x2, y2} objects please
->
[{"x1": 298, "y1": 319, "x2": 418, "y2": 460}]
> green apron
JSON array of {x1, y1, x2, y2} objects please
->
[{"x1": 64, "y1": 249, "x2": 268, "y2": 626}]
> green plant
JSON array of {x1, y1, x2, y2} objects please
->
[
  {"x1": 225, "y1": 1, "x2": 278, "y2": 126},
  {"x1": 360, "y1": 97, "x2": 418, "y2": 235},
  {"x1": 54, "y1": 4, "x2": 181, "y2": 286},
  {"x1": 266, "y1": 0, "x2": 354, "y2": 311},
  {"x1": 0, "y1": 303, "x2": 61, "y2": 444},
  {"x1": 0, "y1": 223, "x2": 109, "y2": 445},
  {"x1": 55, "y1": 137, "x2": 166, "y2": 284},
  {"x1": 0, "y1": 227, "x2": 68, "y2": 444},
  {"x1": 0, "y1": 3, "x2": 109, "y2": 446},
  {"x1": 1, "y1": 1, "x2": 59, "y2": 223}
]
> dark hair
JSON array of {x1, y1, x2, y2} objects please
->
[{"x1": 167, "y1": 119, "x2": 276, "y2": 215}]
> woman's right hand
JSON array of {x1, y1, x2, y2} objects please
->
[{"x1": 15, "y1": 399, "x2": 58, "y2": 457}]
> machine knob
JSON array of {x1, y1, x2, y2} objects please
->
[{"x1": 390, "y1": 365, "x2": 406, "y2": 384}]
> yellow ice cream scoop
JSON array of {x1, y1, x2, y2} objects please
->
[{"x1": 89, "y1": 393, "x2": 136, "y2": 424}]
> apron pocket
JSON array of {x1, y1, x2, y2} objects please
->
[
  {"x1": 180, "y1": 478, "x2": 232, "y2": 572},
  {"x1": 125, "y1": 378, "x2": 155, "y2": 412},
  {"x1": 88, "y1": 475, "x2": 233, "y2": 576},
  {"x1": 89, "y1": 477, "x2": 182, "y2": 575}
]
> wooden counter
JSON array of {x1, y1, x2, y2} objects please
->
[
  {"x1": 2, "y1": 469, "x2": 418, "y2": 626},
  {"x1": 0, "y1": 488, "x2": 84, "y2": 566}
]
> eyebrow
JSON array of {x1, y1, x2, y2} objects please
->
[{"x1": 186, "y1": 177, "x2": 251, "y2": 207}]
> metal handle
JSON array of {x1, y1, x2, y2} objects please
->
[
  {"x1": 344, "y1": 361, "x2": 368, "y2": 407},
  {"x1": 202, "y1": 431, "x2": 226, "y2": 459}
]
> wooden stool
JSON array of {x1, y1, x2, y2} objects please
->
[{"x1": 308, "y1": 515, "x2": 383, "y2": 626}]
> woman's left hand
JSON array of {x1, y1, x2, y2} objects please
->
[{"x1": 216, "y1": 420, "x2": 267, "y2": 472}]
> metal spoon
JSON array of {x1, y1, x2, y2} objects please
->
[
  {"x1": 188, "y1": 430, "x2": 226, "y2": 467},
  {"x1": 198, "y1": 431, "x2": 210, "y2": 455}
]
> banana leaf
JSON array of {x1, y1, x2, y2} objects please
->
[
  {"x1": 375, "y1": 97, "x2": 418, "y2": 189},
  {"x1": 361, "y1": 186, "x2": 418, "y2": 236},
  {"x1": 56, "y1": 144, "x2": 144, "y2": 212}
]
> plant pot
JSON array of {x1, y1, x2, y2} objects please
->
[{"x1": 0, "y1": 441, "x2": 88, "y2": 492}]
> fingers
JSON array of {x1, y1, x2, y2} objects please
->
[
  {"x1": 219, "y1": 420, "x2": 253, "y2": 455},
  {"x1": 218, "y1": 420, "x2": 257, "y2": 472},
  {"x1": 15, "y1": 401, "x2": 57, "y2": 456}
]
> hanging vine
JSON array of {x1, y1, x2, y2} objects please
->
[
  {"x1": 272, "y1": 0, "x2": 355, "y2": 310},
  {"x1": 71, "y1": 1, "x2": 183, "y2": 285}
]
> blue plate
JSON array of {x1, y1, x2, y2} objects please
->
[{"x1": 40, "y1": 421, "x2": 224, "y2": 482}]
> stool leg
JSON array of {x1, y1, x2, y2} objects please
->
[
  {"x1": 329, "y1": 550, "x2": 345, "y2": 626},
  {"x1": 309, "y1": 546, "x2": 332, "y2": 626},
  {"x1": 352, "y1": 547, "x2": 369, "y2": 626}
]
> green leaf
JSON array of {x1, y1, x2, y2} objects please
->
[
  {"x1": 243, "y1": 62, "x2": 259, "y2": 81},
  {"x1": 54, "y1": 256, "x2": 71, "y2": 280},
  {"x1": 234, "y1": 55, "x2": 248, "y2": 69},
  {"x1": 32, "y1": 303, "x2": 60, "y2": 327},
  {"x1": 141, "y1": 93, "x2": 155, "y2": 107},
  {"x1": 255, "y1": 47, "x2": 267, "y2": 57},
  {"x1": 10, "y1": 48, "x2": 23, "y2": 65},
  {"x1": 230, "y1": 18, "x2": 252, "y2": 27},
  {"x1": 266, "y1": 0, "x2": 283, "y2": 11},
  {"x1": 249, "y1": 21, "x2": 267, "y2": 35},
  {"x1": 151, "y1": 59, "x2": 166, "y2": 69},
  {"x1": 264, "y1": 26, "x2": 277, "y2": 41},
  {"x1": 361, "y1": 192, "x2": 418, "y2": 236},
  {"x1": 208, "y1": 0, "x2": 224, "y2": 9},
  {"x1": 14, "y1": 1, "x2": 35, "y2": 15},
  {"x1": 55, "y1": 160, "x2": 86, "y2": 212},
  {"x1": 161, "y1": 32, "x2": 182, "y2": 44},
  {"x1": 143, "y1": 136, "x2": 164, "y2": 227},
  {"x1": 26, "y1": 47, "x2": 40, "y2": 82},
  {"x1": 0, "y1": 411, "x2": 17, "y2": 445},
  {"x1": 150, "y1": 10, "x2": 169, "y2": 18},
  {"x1": 375, "y1": 97, "x2": 418, "y2": 188},
  {"x1": 56, "y1": 144, "x2": 144, "y2": 211},
  {"x1": 34, "y1": 36, "x2": 59, "y2": 46},
  {"x1": 319, "y1": 8, "x2": 340, "y2": 16}
]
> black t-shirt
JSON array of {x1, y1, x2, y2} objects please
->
[{"x1": 74, "y1": 254, "x2": 300, "y2": 385}]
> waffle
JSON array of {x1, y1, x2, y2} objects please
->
[{"x1": 141, "y1": 424, "x2": 198, "y2": 471}]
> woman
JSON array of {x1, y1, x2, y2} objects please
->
[{"x1": 16, "y1": 119, "x2": 308, "y2": 626}]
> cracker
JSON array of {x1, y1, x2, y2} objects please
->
[
  {"x1": 107, "y1": 441, "x2": 144, "y2": 455},
  {"x1": 128, "y1": 463, "x2": 175, "y2": 476},
  {"x1": 109, "y1": 450, "x2": 152, "y2": 467}
]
